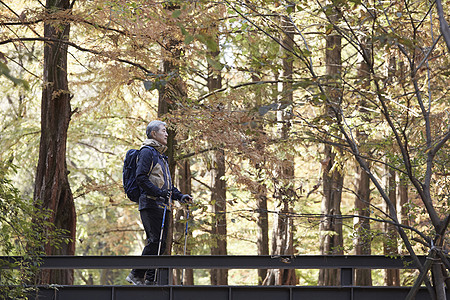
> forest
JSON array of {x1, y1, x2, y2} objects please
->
[{"x1": 0, "y1": 0, "x2": 449, "y2": 299}]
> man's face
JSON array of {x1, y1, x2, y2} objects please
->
[{"x1": 152, "y1": 125, "x2": 168, "y2": 146}]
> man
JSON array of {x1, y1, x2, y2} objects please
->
[{"x1": 126, "y1": 120, "x2": 192, "y2": 285}]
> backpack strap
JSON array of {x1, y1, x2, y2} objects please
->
[{"x1": 139, "y1": 145, "x2": 160, "y2": 176}]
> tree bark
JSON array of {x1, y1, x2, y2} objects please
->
[
  {"x1": 264, "y1": 4, "x2": 296, "y2": 285},
  {"x1": 382, "y1": 56, "x2": 400, "y2": 286},
  {"x1": 353, "y1": 45, "x2": 372, "y2": 286},
  {"x1": 354, "y1": 158, "x2": 372, "y2": 285},
  {"x1": 318, "y1": 7, "x2": 344, "y2": 287},
  {"x1": 256, "y1": 183, "x2": 269, "y2": 285},
  {"x1": 33, "y1": 0, "x2": 76, "y2": 285},
  {"x1": 207, "y1": 33, "x2": 228, "y2": 285},
  {"x1": 318, "y1": 145, "x2": 344, "y2": 286},
  {"x1": 398, "y1": 176, "x2": 409, "y2": 230},
  {"x1": 264, "y1": 196, "x2": 295, "y2": 286},
  {"x1": 383, "y1": 164, "x2": 400, "y2": 286},
  {"x1": 250, "y1": 71, "x2": 270, "y2": 285},
  {"x1": 157, "y1": 2, "x2": 186, "y2": 254},
  {"x1": 174, "y1": 159, "x2": 194, "y2": 285},
  {"x1": 210, "y1": 148, "x2": 228, "y2": 285}
]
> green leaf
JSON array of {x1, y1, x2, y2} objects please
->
[
  {"x1": 172, "y1": 9, "x2": 181, "y2": 18},
  {"x1": 205, "y1": 38, "x2": 218, "y2": 52},
  {"x1": 206, "y1": 57, "x2": 223, "y2": 71},
  {"x1": 179, "y1": 24, "x2": 188, "y2": 36},
  {"x1": 0, "y1": 62, "x2": 29, "y2": 90},
  {"x1": 196, "y1": 34, "x2": 218, "y2": 52},
  {"x1": 286, "y1": 4, "x2": 295, "y2": 14},
  {"x1": 184, "y1": 34, "x2": 194, "y2": 45}
]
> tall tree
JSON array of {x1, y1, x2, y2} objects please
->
[
  {"x1": 382, "y1": 56, "x2": 400, "y2": 286},
  {"x1": 33, "y1": 0, "x2": 76, "y2": 285},
  {"x1": 264, "y1": 2, "x2": 296, "y2": 286},
  {"x1": 253, "y1": 72, "x2": 269, "y2": 285},
  {"x1": 208, "y1": 28, "x2": 228, "y2": 285},
  {"x1": 318, "y1": 5, "x2": 344, "y2": 286},
  {"x1": 353, "y1": 39, "x2": 372, "y2": 286},
  {"x1": 157, "y1": 0, "x2": 187, "y2": 255}
]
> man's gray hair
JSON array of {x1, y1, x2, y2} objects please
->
[{"x1": 146, "y1": 120, "x2": 166, "y2": 139}]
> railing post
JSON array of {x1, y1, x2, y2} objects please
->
[
  {"x1": 340, "y1": 268, "x2": 353, "y2": 286},
  {"x1": 157, "y1": 268, "x2": 170, "y2": 285}
]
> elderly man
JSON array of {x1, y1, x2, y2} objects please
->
[{"x1": 126, "y1": 120, "x2": 192, "y2": 285}]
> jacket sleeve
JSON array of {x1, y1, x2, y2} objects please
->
[{"x1": 136, "y1": 147, "x2": 164, "y2": 197}]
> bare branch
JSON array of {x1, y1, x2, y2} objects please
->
[
  {"x1": 197, "y1": 80, "x2": 279, "y2": 102},
  {"x1": 435, "y1": 0, "x2": 450, "y2": 52},
  {"x1": 431, "y1": 130, "x2": 450, "y2": 157},
  {"x1": 76, "y1": 142, "x2": 116, "y2": 156},
  {"x1": 176, "y1": 146, "x2": 221, "y2": 161},
  {"x1": 0, "y1": 37, "x2": 151, "y2": 74}
]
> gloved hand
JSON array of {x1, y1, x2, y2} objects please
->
[
  {"x1": 158, "y1": 188, "x2": 171, "y2": 201},
  {"x1": 180, "y1": 194, "x2": 193, "y2": 204}
]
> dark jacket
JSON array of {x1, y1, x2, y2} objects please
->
[{"x1": 136, "y1": 139, "x2": 182, "y2": 210}]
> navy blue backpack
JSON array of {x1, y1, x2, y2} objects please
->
[{"x1": 122, "y1": 146, "x2": 155, "y2": 203}]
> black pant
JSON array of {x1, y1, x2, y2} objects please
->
[{"x1": 131, "y1": 206, "x2": 169, "y2": 281}]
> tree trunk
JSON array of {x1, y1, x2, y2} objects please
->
[
  {"x1": 174, "y1": 159, "x2": 194, "y2": 285},
  {"x1": 353, "y1": 44, "x2": 372, "y2": 286},
  {"x1": 318, "y1": 7, "x2": 344, "y2": 287},
  {"x1": 264, "y1": 4, "x2": 296, "y2": 285},
  {"x1": 354, "y1": 158, "x2": 372, "y2": 285},
  {"x1": 383, "y1": 164, "x2": 400, "y2": 286},
  {"x1": 318, "y1": 145, "x2": 344, "y2": 286},
  {"x1": 207, "y1": 34, "x2": 228, "y2": 285},
  {"x1": 398, "y1": 175, "x2": 409, "y2": 233},
  {"x1": 264, "y1": 196, "x2": 295, "y2": 286},
  {"x1": 157, "y1": 2, "x2": 186, "y2": 254},
  {"x1": 158, "y1": 38, "x2": 184, "y2": 171},
  {"x1": 33, "y1": 0, "x2": 76, "y2": 285},
  {"x1": 382, "y1": 56, "x2": 400, "y2": 286},
  {"x1": 256, "y1": 181, "x2": 269, "y2": 285},
  {"x1": 250, "y1": 71, "x2": 270, "y2": 285},
  {"x1": 210, "y1": 150, "x2": 228, "y2": 285}
]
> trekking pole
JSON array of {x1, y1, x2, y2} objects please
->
[
  {"x1": 157, "y1": 204, "x2": 168, "y2": 256},
  {"x1": 158, "y1": 191, "x2": 171, "y2": 256},
  {"x1": 154, "y1": 203, "x2": 168, "y2": 284},
  {"x1": 181, "y1": 204, "x2": 190, "y2": 285}
]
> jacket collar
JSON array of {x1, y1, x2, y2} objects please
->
[{"x1": 142, "y1": 139, "x2": 167, "y2": 154}]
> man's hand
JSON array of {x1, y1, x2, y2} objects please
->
[
  {"x1": 158, "y1": 188, "x2": 171, "y2": 201},
  {"x1": 180, "y1": 194, "x2": 193, "y2": 204}
]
